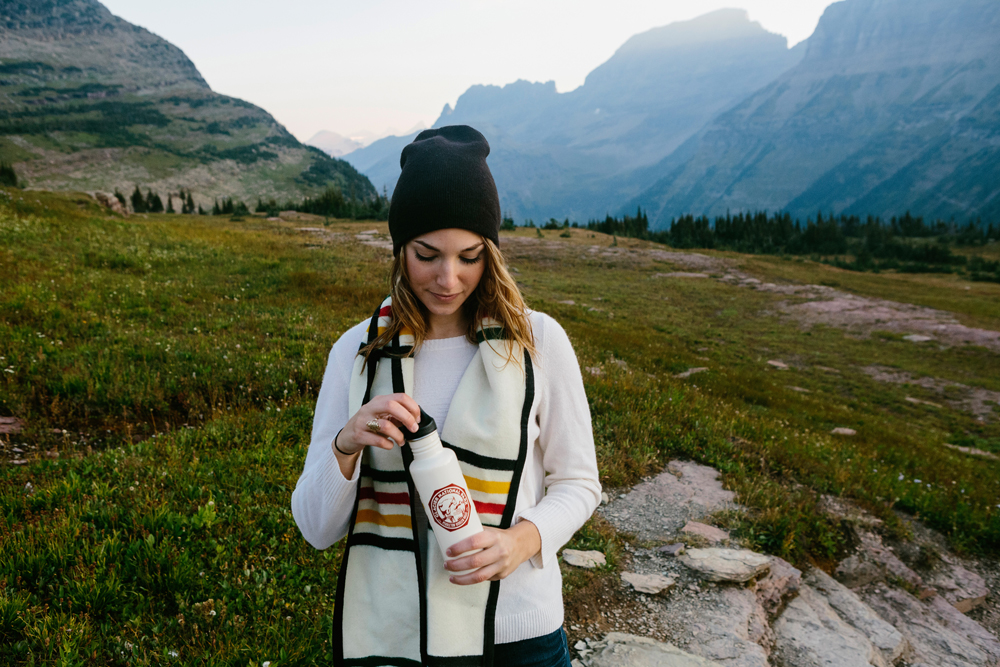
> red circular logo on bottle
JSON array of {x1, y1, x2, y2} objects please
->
[{"x1": 428, "y1": 483, "x2": 472, "y2": 532}]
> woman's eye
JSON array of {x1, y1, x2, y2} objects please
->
[
  {"x1": 460, "y1": 254, "x2": 483, "y2": 265},
  {"x1": 414, "y1": 252, "x2": 435, "y2": 262}
]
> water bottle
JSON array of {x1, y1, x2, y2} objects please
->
[{"x1": 407, "y1": 408, "x2": 484, "y2": 557}]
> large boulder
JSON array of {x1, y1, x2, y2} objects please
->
[
  {"x1": 773, "y1": 585, "x2": 891, "y2": 667},
  {"x1": 926, "y1": 555, "x2": 989, "y2": 613},
  {"x1": 679, "y1": 548, "x2": 771, "y2": 583},
  {"x1": 860, "y1": 584, "x2": 998, "y2": 667},
  {"x1": 804, "y1": 568, "x2": 907, "y2": 664},
  {"x1": 587, "y1": 633, "x2": 725, "y2": 667},
  {"x1": 681, "y1": 586, "x2": 772, "y2": 667}
]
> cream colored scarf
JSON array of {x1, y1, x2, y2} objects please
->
[{"x1": 333, "y1": 296, "x2": 533, "y2": 667}]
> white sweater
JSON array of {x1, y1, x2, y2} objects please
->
[{"x1": 291, "y1": 310, "x2": 602, "y2": 644}]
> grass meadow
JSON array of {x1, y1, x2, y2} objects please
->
[{"x1": 1, "y1": 188, "x2": 998, "y2": 664}]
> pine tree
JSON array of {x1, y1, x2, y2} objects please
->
[
  {"x1": 146, "y1": 190, "x2": 164, "y2": 213},
  {"x1": 131, "y1": 185, "x2": 146, "y2": 213},
  {"x1": 186, "y1": 191, "x2": 195, "y2": 215},
  {"x1": 166, "y1": 195, "x2": 175, "y2": 213},
  {"x1": 0, "y1": 162, "x2": 18, "y2": 187},
  {"x1": 114, "y1": 189, "x2": 127, "y2": 208}
]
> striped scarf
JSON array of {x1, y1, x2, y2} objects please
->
[{"x1": 333, "y1": 296, "x2": 534, "y2": 667}]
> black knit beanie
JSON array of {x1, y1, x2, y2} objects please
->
[{"x1": 388, "y1": 125, "x2": 501, "y2": 255}]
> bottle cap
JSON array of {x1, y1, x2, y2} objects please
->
[{"x1": 409, "y1": 407, "x2": 438, "y2": 440}]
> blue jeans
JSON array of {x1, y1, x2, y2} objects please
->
[{"x1": 493, "y1": 627, "x2": 571, "y2": 667}]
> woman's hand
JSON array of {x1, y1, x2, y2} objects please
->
[
  {"x1": 444, "y1": 521, "x2": 541, "y2": 585},
  {"x1": 334, "y1": 393, "x2": 420, "y2": 478}
]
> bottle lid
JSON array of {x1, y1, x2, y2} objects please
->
[{"x1": 409, "y1": 407, "x2": 437, "y2": 440}]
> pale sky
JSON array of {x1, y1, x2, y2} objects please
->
[{"x1": 101, "y1": 0, "x2": 839, "y2": 143}]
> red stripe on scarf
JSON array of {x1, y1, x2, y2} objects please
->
[
  {"x1": 360, "y1": 486, "x2": 410, "y2": 505},
  {"x1": 473, "y1": 500, "x2": 506, "y2": 516}
]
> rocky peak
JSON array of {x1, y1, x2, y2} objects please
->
[
  {"x1": 0, "y1": 0, "x2": 207, "y2": 91},
  {"x1": 2, "y1": 0, "x2": 116, "y2": 36},
  {"x1": 803, "y1": 0, "x2": 1000, "y2": 70}
]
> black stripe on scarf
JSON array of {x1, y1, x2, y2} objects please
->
[
  {"x1": 426, "y1": 655, "x2": 484, "y2": 667},
  {"x1": 442, "y1": 441, "x2": 518, "y2": 472},
  {"x1": 475, "y1": 327, "x2": 509, "y2": 343},
  {"x1": 482, "y1": 348, "x2": 534, "y2": 667},
  {"x1": 394, "y1": 345, "x2": 430, "y2": 667},
  {"x1": 360, "y1": 465, "x2": 409, "y2": 484},
  {"x1": 347, "y1": 533, "x2": 416, "y2": 552},
  {"x1": 336, "y1": 299, "x2": 388, "y2": 666},
  {"x1": 343, "y1": 657, "x2": 423, "y2": 667}
]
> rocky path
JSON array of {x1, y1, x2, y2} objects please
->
[{"x1": 564, "y1": 460, "x2": 999, "y2": 667}]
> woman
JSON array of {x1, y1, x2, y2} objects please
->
[{"x1": 291, "y1": 125, "x2": 601, "y2": 667}]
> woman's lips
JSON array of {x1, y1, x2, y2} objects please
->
[{"x1": 431, "y1": 292, "x2": 460, "y2": 302}]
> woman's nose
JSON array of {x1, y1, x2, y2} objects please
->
[{"x1": 436, "y1": 259, "x2": 460, "y2": 288}]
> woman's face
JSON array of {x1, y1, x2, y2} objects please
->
[{"x1": 404, "y1": 228, "x2": 487, "y2": 319}]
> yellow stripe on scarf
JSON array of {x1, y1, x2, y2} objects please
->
[
  {"x1": 356, "y1": 509, "x2": 412, "y2": 529},
  {"x1": 464, "y1": 476, "x2": 510, "y2": 495}
]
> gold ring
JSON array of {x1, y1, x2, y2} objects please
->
[{"x1": 366, "y1": 418, "x2": 382, "y2": 434}]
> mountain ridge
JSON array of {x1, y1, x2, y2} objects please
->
[
  {"x1": 346, "y1": 9, "x2": 803, "y2": 222},
  {"x1": 631, "y1": 0, "x2": 1000, "y2": 227},
  {"x1": 0, "y1": 0, "x2": 376, "y2": 205}
]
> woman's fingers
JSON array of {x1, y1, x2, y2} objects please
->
[
  {"x1": 449, "y1": 560, "x2": 502, "y2": 586},
  {"x1": 447, "y1": 530, "x2": 493, "y2": 558},
  {"x1": 380, "y1": 396, "x2": 420, "y2": 433}
]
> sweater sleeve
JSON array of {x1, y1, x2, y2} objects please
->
[
  {"x1": 516, "y1": 313, "x2": 602, "y2": 568},
  {"x1": 291, "y1": 322, "x2": 366, "y2": 550}
]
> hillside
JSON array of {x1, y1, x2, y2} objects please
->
[
  {"x1": 0, "y1": 0, "x2": 375, "y2": 206},
  {"x1": 632, "y1": 0, "x2": 1000, "y2": 228},
  {"x1": 346, "y1": 9, "x2": 803, "y2": 222},
  {"x1": 1, "y1": 189, "x2": 998, "y2": 660}
]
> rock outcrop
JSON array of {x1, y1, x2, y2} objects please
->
[
  {"x1": 575, "y1": 460, "x2": 999, "y2": 667},
  {"x1": 678, "y1": 548, "x2": 772, "y2": 583}
]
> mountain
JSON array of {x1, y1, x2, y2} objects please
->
[
  {"x1": 345, "y1": 9, "x2": 804, "y2": 221},
  {"x1": 632, "y1": 0, "x2": 1000, "y2": 228},
  {"x1": 0, "y1": 0, "x2": 375, "y2": 205},
  {"x1": 306, "y1": 130, "x2": 363, "y2": 158}
]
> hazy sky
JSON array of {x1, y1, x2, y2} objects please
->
[{"x1": 101, "y1": 0, "x2": 838, "y2": 143}]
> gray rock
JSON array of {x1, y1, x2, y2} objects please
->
[
  {"x1": 675, "y1": 367, "x2": 709, "y2": 379},
  {"x1": 773, "y1": 585, "x2": 890, "y2": 667},
  {"x1": 834, "y1": 554, "x2": 883, "y2": 589},
  {"x1": 830, "y1": 427, "x2": 857, "y2": 436},
  {"x1": 924, "y1": 594, "x2": 1000, "y2": 661},
  {"x1": 767, "y1": 360, "x2": 789, "y2": 370},
  {"x1": 682, "y1": 521, "x2": 729, "y2": 543},
  {"x1": 927, "y1": 556, "x2": 990, "y2": 613},
  {"x1": 657, "y1": 543, "x2": 686, "y2": 556},
  {"x1": 621, "y1": 572, "x2": 677, "y2": 595},
  {"x1": 754, "y1": 556, "x2": 802, "y2": 617},
  {"x1": 588, "y1": 633, "x2": 726, "y2": 667},
  {"x1": 679, "y1": 548, "x2": 771, "y2": 583},
  {"x1": 598, "y1": 460, "x2": 741, "y2": 542},
  {"x1": 804, "y1": 568, "x2": 907, "y2": 664},
  {"x1": 682, "y1": 586, "x2": 772, "y2": 667},
  {"x1": 849, "y1": 530, "x2": 929, "y2": 594},
  {"x1": 562, "y1": 549, "x2": 607, "y2": 569},
  {"x1": 860, "y1": 584, "x2": 994, "y2": 667}
]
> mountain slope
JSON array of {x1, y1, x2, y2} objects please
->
[
  {"x1": 0, "y1": 0, "x2": 375, "y2": 205},
  {"x1": 632, "y1": 0, "x2": 1000, "y2": 228},
  {"x1": 346, "y1": 9, "x2": 803, "y2": 221}
]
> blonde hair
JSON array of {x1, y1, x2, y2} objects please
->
[{"x1": 360, "y1": 237, "x2": 535, "y2": 369}]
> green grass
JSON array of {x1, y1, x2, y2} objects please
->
[{"x1": 1, "y1": 192, "x2": 998, "y2": 663}]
